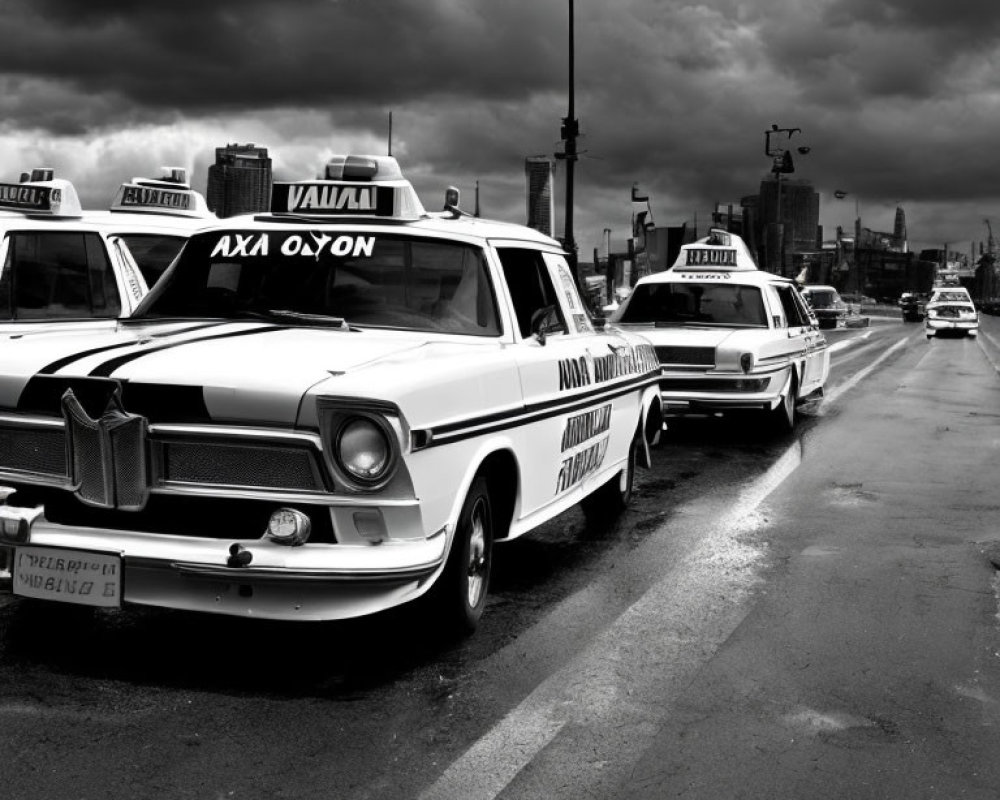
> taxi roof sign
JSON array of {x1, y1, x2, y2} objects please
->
[
  {"x1": 0, "y1": 173, "x2": 82, "y2": 218},
  {"x1": 670, "y1": 228, "x2": 758, "y2": 272},
  {"x1": 270, "y1": 154, "x2": 426, "y2": 221},
  {"x1": 110, "y1": 168, "x2": 213, "y2": 218}
]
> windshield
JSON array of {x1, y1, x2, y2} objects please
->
[
  {"x1": 614, "y1": 282, "x2": 767, "y2": 327},
  {"x1": 117, "y1": 233, "x2": 187, "y2": 286},
  {"x1": 806, "y1": 289, "x2": 839, "y2": 308},
  {"x1": 136, "y1": 229, "x2": 501, "y2": 336},
  {"x1": 930, "y1": 290, "x2": 970, "y2": 303}
]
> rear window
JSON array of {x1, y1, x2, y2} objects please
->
[{"x1": 615, "y1": 282, "x2": 767, "y2": 327}]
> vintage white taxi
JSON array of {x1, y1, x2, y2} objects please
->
[
  {"x1": 611, "y1": 229, "x2": 828, "y2": 431},
  {"x1": 0, "y1": 168, "x2": 211, "y2": 334},
  {"x1": 924, "y1": 285, "x2": 979, "y2": 339},
  {"x1": 0, "y1": 155, "x2": 662, "y2": 634}
]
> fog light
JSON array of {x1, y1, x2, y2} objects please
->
[{"x1": 265, "y1": 508, "x2": 312, "y2": 546}]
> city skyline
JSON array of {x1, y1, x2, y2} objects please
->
[{"x1": 0, "y1": 1, "x2": 996, "y2": 260}]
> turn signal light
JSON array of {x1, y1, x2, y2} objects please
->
[{"x1": 739, "y1": 353, "x2": 754, "y2": 373}]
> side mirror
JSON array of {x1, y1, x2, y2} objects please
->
[{"x1": 530, "y1": 305, "x2": 557, "y2": 345}]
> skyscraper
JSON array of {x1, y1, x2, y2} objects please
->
[
  {"x1": 524, "y1": 157, "x2": 554, "y2": 237},
  {"x1": 206, "y1": 143, "x2": 272, "y2": 217}
]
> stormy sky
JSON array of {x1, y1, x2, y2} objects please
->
[{"x1": 2, "y1": 0, "x2": 999, "y2": 260}]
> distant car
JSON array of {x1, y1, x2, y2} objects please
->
[
  {"x1": 899, "y1": 292, "x2": 924, "y2": 322},
  {"x1": 800, "y1": 285, "x2": 849, "y2": 329},
  {"x1": 611, "y1": 229, "x2": 829, "y2": 432},
  {"x1": 925, "y1": 286, "x2": 979, "y2": 338}
]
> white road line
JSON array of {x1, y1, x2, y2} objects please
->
[
  {"x1": 824, "y1": 335, "x2": 910, "y2": 406},
  {"x1": 419, "y1": 442, "x2": 803, "y2": 800},
  {"x1": 827, "y1": 330, "x2": 873, "y2": 354}
]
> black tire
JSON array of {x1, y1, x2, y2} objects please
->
[
  {"x1": 431, "y1": 475, "x2": 493, "y2": 636},
  {"x1": 581, "y1": 429, "x2": 638, "y2": 521},
  {"x1": 767, "y1": 372, "x2": 797, "y2": 434}
]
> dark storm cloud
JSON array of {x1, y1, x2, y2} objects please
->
[{"x1": 0, "y1": 0, "x2": 565, "y2": 124}]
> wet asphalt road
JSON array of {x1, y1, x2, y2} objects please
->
[{"x1": 2, "y1": 310, "x2": 1000, "y2": 800}]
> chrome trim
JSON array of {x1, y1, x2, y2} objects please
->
[
  {"x1": 146, "y1": 482, "x2": 419, "y2": 507},
  {"x1": 149, "y1": 423, "x2": 323, "y2": 448},
  {"x1": 0, "y1": 413, "x2": 65, "y2": 430},
  {"x1": 170, "y1": 560, "x2": 440, "y2": 583}
]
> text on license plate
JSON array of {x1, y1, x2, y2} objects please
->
[{"x1": 13, "y1": 546, "x2": 122, "y2": 607}]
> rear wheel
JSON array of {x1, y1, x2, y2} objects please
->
[
  {"x1": 767, "y1": 373, "x2": 797, "y2": 433},
  {"x1": 430, "y1": 475, "x2": 493, "y2": 636},
  {"x1": 582, "y1": 428, "x2": 638, "y2": 521}
]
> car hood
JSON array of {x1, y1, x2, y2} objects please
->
[{"x1": 0, "y1": 321, "x2": 461, "y2": 426}]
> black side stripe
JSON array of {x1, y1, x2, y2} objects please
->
[
  {"x1": 416, "y1": 371, "x2": 662, "y2": 450},
  {"x1": 38, "y1": 322, "x2": 226, "y2": 375},
  {"x1": 89, "y1": 325, "x2": 289, "y2": 377}
]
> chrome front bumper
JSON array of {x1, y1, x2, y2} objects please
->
[{"x1": 0, "y1": 505, "x2": 448, "y2": 621}]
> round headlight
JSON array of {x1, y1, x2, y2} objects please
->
[{"x1": 337, "y1": 417, "x2": 392, "y2": 483}]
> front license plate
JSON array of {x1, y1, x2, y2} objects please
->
[{"x1": 12, "y1": 546, "x2": 122, "y2": 607}]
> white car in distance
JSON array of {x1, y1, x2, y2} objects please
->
[{"x1": 611, "y1": 229, "x2": 829, "y2": 432}]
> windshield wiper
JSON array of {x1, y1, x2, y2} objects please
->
[{"x1": 260, "y1": 309, "x2": 349, "y2": 327}]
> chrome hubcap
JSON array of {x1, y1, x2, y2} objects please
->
[{"x1": 466, "y1": 499, "x2": 487, "y2": 608}]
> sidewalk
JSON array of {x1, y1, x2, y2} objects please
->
[{"x1": 623, "y1": 329, "x2": 1000, "y2": 798}]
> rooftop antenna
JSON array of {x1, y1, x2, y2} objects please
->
[
  {"x1": 387, "y1": 111, "x2": 393, "y2": 157},
  {"x1": 474, "y1": 180, "x2": 481, "y2": 218}
]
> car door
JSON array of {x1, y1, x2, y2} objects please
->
[
  {"x1": 494, "y1": 245, "x2": 638, "y2": 525},
  {"x1": 772, "y1": 283, "x2": 824, "y2": 396}
]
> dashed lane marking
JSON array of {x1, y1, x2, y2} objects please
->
[{"x1": 824, "y1": 336, "x2": 909, "y2": 406}]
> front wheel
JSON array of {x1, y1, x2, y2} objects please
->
[{"x1": 430, "y1": 475, "x2": 493, "y2": 636}]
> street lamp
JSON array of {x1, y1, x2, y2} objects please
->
[
  {"x1": 834, "y1": 190, "x2": 862, "y2": 295},
  {"x1": 763, "y1": 124, "x2": 808, "y2": 276}
]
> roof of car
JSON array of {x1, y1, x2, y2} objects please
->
[{"x1": 182, "y1": 153, "x2": 564, "y2": 249}]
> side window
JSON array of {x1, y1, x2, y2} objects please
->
[
  {"x1": 496, "y1": 248, "x2": 567, "y2": 339},
  {"x1": 791, "y1": 289, "x2": 817, "y2": 326},
  {"x1": 0, "y1": 236, "x2": 12, "y2": 321},
  {"x1": 542, "y1": 253, "x2": 593, "y2": 333},
  {"x1": 774, "y1": 284, "x2": 808, "y2": 328},
  {"x1": 7, "y1": 232, "x2": 122, "y2": 320}
]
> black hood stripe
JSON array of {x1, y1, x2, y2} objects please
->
[
  {"x1": 38, "y1": 322, "x2": 227, "y2": 375},
  {"x1": 88, "y1": 324, "x2": 289, "y2": 377}
]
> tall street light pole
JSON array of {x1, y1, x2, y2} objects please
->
[
  {"x1": 764, "y1": 124, "x2": 805, "y2": 276},
  {"x1": 557, "y1": 0, "x2": 580, "y2": 289}
]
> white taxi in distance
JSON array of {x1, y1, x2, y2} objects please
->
[
  {"x1": 924, "y1": 285, "x2": 979, "y2": 339},
  {"x1": 0, "y1": 154, "x2": 662, "y2": 635},
  {"x1": 0, "y1": 168, "x2": 210, "y2": 334},
  {"x1": 611, "y1": 229, "x2": 829, "y2": 432}
]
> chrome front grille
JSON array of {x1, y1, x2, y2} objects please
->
[
  {"x1": 0, "y1": 424, "x2": 67, "y2": 478},
  {"x1": 156, "y1": 439, "x2": 327, "y2": 492},
  {"x1": 0, "y1": 409, "x2": 328, "y2": 498}
]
